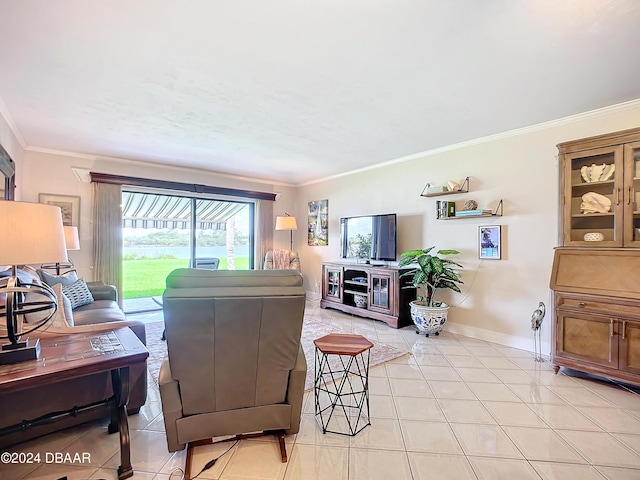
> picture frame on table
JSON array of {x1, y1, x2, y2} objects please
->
[
  {"x1": 39, "y1": 193, "x2": 80, "y2": 227},
  {"x1": 479, "y1": 225, "x2": 501, "y2": 260}
]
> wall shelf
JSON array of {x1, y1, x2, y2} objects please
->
[
  {"x1": 439, "y1": 199, "x2": 504, "y2": 220},
  {"x1": 420, "y1": 177, "x2": 469, "y2": 197}
]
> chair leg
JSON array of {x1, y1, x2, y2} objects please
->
[
  {"x1": 277, "y1": 430, "x2": 287, "y2": 463},
  {"x1": 185, "y1": 438, "x2": 213, "y2": 480}
]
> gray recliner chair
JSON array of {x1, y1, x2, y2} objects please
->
[{"x1": 159, "y1": 268, "x2": 306, "y2": 474}]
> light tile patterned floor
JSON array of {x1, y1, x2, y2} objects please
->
[{"x1": 2, "y1": 301, "x2": 640, "y2": 479}]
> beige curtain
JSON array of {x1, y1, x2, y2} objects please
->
[
  {"x1": 93, "y1": 182, "x2": 123, "y2": 306},
  {"x1": 256, "y1": 199, "x2": 273, "y2": 269}
]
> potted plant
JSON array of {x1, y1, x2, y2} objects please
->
[{"x1": 398, "y1": 247, "x2": 463, "y2": 336}]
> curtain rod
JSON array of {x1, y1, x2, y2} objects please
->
[{"x1": 89, "y1": 172, "x2": 276, "y2": 202}]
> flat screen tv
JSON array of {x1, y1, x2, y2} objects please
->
[{"x1": 340, "y1": 213, "x2": 397, "y2": 261}]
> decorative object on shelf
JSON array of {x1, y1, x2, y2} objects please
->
[
  {"x1": 398, "y1": 247, "x2": 463, "y2": 336},
  {"x1": 436, "y1": 201, "x2": 456, "y2": 218},
  {"x1": 275, "y1": 213, "x2": 298, "y2": 250},
  {"x1": 427, "y1": 185, "x2": 447, "y2": 194},
  {"x1": 420, "y1": 177, "x2": 470, "y2": 197},
  {"x1": 308, "y1": 200, "x2": 328, "y2": 246},
  {"x1": 0, "y1": 201, "x2": 68, "y2": 364},
  {"x1": 39, "y1": 193, "x2": 81, "y2": 227},
  {"x1": 583, "y1": 232, "x2": 605, "y2": 242},
  {"x1": 463, "y1": 200, "x2": 478, "y2": 211},
  {"x1": 580, "y1": 163, "x2": 615, "y2": 183},
  {"x1": 479, "y1": 225, "x2": 502, "y2": 259},
  {"x1": 580, "y1": 192, "x2": 611, "y2": 214},
  {"x1": 455, "y1": 209, "x2": 492, "y2": 217},
  {"x1": 530, "y1": 302, "x2": 546, "y2": 362},
  {"x1": 353, "y1": 294, "x2": 367, "y2": 308}
]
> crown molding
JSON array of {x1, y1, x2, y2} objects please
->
[{"x1": 24, "y1": 146, "x2": 296, "y2": 188}]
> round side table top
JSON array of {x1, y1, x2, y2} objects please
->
[{"x1": 314, "y1": 333, "x2": 374, "y2": 356}]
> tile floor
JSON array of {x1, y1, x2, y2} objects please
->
[{"x1": 2, "y1": 301, "x2": 640, "y2": 479}]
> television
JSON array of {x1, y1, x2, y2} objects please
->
[{"x1": 340, "y1": 213, "x2": 397, "y2": 262}]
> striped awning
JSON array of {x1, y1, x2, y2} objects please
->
[{"x1": 122, "y1": 192, "x2": 246, "y2": 230}]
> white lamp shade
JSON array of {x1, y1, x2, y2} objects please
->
[
  {"x1": 0, "y1": 202, "x2": 68, "y2": 265},
  {"x1": 275, "y1": 215, "x2": 298, "y2": 231},
  {"x1": 64, "y1": 226, "x2": 80, "y2": 250}
]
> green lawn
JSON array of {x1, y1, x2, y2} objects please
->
[{"x1": 123, "y1": 257, "x2": 250, "y2": 299}]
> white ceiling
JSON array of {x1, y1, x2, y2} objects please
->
[{"x1": 1, "y1": 0, "x2": 639, "y2": 185}]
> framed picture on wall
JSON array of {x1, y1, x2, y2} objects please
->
[
  {"x1": 39, "y1": 193, "x2": 80, "y2": 227},
  {"x1": 479, "y1": 225, "x2": 501, "y2": 260},
  {"x1": 308, "y1": 199, "x2": 328, "y2": 246}
]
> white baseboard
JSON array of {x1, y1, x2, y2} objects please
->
[{"x1": 443, "y1": 321, "x2": 551, "y2": 357}]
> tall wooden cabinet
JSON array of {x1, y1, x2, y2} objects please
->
[
  {"x1": 551, "y1": 128, "x2": 640, "y2": 386},
  {"x1": 320, "y1": 262, "x2": 415, "y2": 329}
]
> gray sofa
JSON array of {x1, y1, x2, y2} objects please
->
[
  {"x1": 0, "y1": 268, "x2": 147, "y2": 448},
  {"x1": 159, "y1": 268, "x2": 306, "y2": 465}
]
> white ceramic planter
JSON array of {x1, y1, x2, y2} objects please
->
[{"x1": 409, "y1": 300, "x2": 449, "y2": 336}]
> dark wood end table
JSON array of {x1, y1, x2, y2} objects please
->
[{"x1": 0, "y1": 327, "x2": 148, "y2": 479}]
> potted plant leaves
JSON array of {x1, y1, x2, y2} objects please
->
[{"x1": 398, "y1": 247, "x2": 463, "y2": 336}]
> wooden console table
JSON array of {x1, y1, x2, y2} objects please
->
[{"x1": 0, "y1": 328, "x2": 148, "y2": 479}]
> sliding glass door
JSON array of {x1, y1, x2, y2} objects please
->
[{"x1": 122, "y1": 191, "x2": 254, "y2": 301}]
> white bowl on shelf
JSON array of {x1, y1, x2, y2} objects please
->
[{"x1": 583, "y1": 232, "x2": 604, "y2": 242}]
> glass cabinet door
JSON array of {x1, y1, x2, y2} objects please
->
[
  {"x1": 369, "y1": 273, "x2": 392, "y2": 314},
  {"x1": 563, "y1": 145, "x2": 624, "y2": 246},
  {"x1": 623, "y1": 141, "x2": 640, "y2": 247},
  {"x1": 324, "y1": 267, "x2": 342, "y2": 302}
]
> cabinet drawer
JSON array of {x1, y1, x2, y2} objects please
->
[{"x1": 556, "y1": 294, "x2": 640, "y2": 319}]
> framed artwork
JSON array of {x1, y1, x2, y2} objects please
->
[
  {"x1": 308, "y1": 199, "x2": 328, "y2": 246},
  {"x1": 479, "y1": 225, "x2": 501, "y2": 259},
  {"x1": 39, "y1": 193, "x2": 80, "y2": 227}
]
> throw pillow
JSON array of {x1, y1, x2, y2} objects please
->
[
  {"x1": 62, "y1": 278, "x2": 94, "y2": 310},
  {"x1": 38, "y1": 269, "x2": 79, "y2": 287},
  {"x1": 54, "y1": 283, "x2": 74, "y2": 327}
]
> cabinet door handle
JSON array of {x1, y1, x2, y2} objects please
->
[
  {"x1": 610, "y1": 319, "x2": 615, "y2": 338},
  {"x1": 616, "y1": 188, "x2": 620, "y2": 205},
  {"x1": 622, "y1": 321, "x2": 626, "y2": 340},
  {"x1": 628, "y1": 186, "x2": 632, "y2": 205},
  {"x1": 578, "y1": 302, "x2": 586, "y2": 308}
]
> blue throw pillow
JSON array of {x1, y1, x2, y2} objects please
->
[
  {"x1": 38, "y1": 269, "x2": 79, "y2": 287},
  {"x1": 62, "y1": 278, "x2": 94, "y2": 309}
]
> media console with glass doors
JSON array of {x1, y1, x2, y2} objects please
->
[
  {"x1": 550, "y1": 127, "x2": 640, "y2": 386},
  {"x1": 320, "y1": 262, "x2": 416, "y2": 329}
]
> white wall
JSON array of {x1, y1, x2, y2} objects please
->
[
  {"x1": 0, "y1": 106, "x2": 23, "y2": 198},
  {"x1": 18, "y1": 151, "x2": 296, "y2": 280},
  {"x1": 294, "y1": 101, "x2": 640, "y2": 353}
]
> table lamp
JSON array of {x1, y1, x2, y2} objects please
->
[
  {"x1": 0, "y1": 201, "x2": 68, "y2": 364},
  {"x1": 275, "y1": 213, "x2": 298, "y2": 250},
  {"x1": 41, "y1": 225, "x2": 80, "y2": 274}
]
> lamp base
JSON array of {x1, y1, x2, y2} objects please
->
[{"x1": 0, "y1": 338, "x2": 41, "y2": 365}]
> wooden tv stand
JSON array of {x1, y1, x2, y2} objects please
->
[{"x1": 320, "y1": 262, "x2": 415, "y2": 329}]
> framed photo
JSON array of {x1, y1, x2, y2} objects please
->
[
  {"x1": 39, "y1": 193, "x2": 80, "y2": 227},
  {"x1": 479, "y1": 225, "x2": 501, "y2": 260}
]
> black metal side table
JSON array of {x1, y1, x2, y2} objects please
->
[{"x1": 314, "y1": 333, "x2": 373, "y2": 436}]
